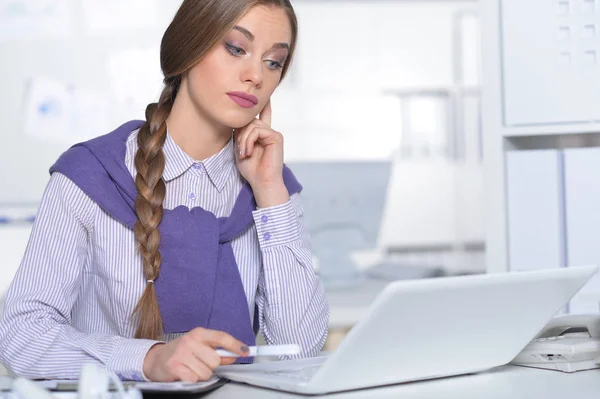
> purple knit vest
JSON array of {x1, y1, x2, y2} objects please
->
[{"x1": 49, "y1": 120, "x2": 302, "y2": 348}]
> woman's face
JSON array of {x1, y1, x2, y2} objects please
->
[{"x1": 183, "y1": 5, "x2": 292, "y2": 130}]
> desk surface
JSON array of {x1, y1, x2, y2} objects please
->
[
  {"x1": 203, "y1": 365, "x2": 600, "y2": 398},
  {"x1": 1, "y1": 364, "x2": 597, "y2": 398}
]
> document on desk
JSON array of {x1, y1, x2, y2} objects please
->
[
  {"x1": 134, "y1": 377, "x2": 226, "y2": 393},
  {"x1": 35, "y1": 376, "x2": 226, "y2": 393}
]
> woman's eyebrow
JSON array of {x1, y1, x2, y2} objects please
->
[
  {"x1": 272, "y1": 42, "x2": 289, "y2": 50},
  {"x1": 234, "y1": 25, "x2": 255, "y2": 40},
  {"x1": 233, "y1": 25, "x2": 290, "y2": 50}
]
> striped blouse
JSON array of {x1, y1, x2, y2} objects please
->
[{"x1": 0, "y1": 129, "x2": 329, "y2": 381}]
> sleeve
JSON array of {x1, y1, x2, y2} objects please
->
[
  {"x1": 0, "y1": 173, "x2": 159, "y2": 381},
  {"x1": 252, "y1": 193, "x2": 330, "y2": 357}
]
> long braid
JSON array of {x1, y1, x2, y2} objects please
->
[{"x1": 132, "y1": 82, "x2": 178, "y2": 340}]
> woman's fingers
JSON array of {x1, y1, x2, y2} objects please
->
[
  {"x1": 259, "y1": 99, "x2": 272, "y2": 127},
  {"x1": 197, "y1": 328, "x2": 250, "y2": 357},
  {"x1": 220, "y1": 357, "x2": 237, "y2": 366},
  {"x1": 170, "y1": 363, "x2": 211, "y2": 383},
  {"x1": 237, "y1": 126, "x2": 282, "y2": 159}
]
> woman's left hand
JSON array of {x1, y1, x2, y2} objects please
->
[{"x1": 235, "y1": 99, "x2": 289, "y2": 208}]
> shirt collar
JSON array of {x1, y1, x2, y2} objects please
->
[
  {"x1": 162, "y1": 132, "x2": 235, "y2": 192},
  {"x1": 161, "y1": 132, "x2": 195, "y2": 182},
  {"x1": 201, "y1": 137, "x2": 235, "y2": 192}
]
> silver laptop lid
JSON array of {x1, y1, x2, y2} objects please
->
[{"x1": 308, "y1": 265, "x2": 598, "y2": 393}]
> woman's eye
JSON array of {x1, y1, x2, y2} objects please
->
[
  {"x1": 266, "y1": 60, "x2": 283, "y2": 70},
  {"x1": 226, "y1": 43, "x2": 245, "y2": 56}
]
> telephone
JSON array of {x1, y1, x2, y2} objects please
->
[{"x1": 511, "y1": 314, "x2": 600, "y2": 372}]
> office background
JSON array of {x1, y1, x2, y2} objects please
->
[
  {"x1": 0, "y1": 0, "x2": 483, "y2": 295},
  {"x1": 1, "y1": 0, "x2": 599, "y2": 350}
]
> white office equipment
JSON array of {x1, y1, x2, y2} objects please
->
[
  {"x1": 512, "y1": 314, "x2": 600, "y2": 372},
  {"x1": 380, "y1": 160, "x2": 458, "y2": 248},
  {"x1": 286, "y1": 161, "x2": 392, "y2": 286},
  {"x1": 288, "y1": 160, "x2": 447, "y2": 285},
  {"x1": 216, "y1": 265, "x2": 598, "y2": 395}
]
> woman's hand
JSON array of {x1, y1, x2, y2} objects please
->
[
  {"x1": 235, "y1": 100, "x2": 289, "y2": 208},
  {"x1": 142, "y1": 327, "x2": 249, "y2": 382}
]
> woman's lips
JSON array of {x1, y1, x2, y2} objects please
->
[{"x1": 227, "y1": 92, "x2": 258, "y2": 109}]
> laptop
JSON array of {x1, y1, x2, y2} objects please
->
[{"x1": 216, "y1": 265, "x2": 599, "y2": 395}]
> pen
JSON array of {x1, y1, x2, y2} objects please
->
[{"x1": 216, "y1": 344, "x2": 301, "y2": 357}]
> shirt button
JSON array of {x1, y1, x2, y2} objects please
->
[
  {"x1": 263, "y1": 232, "x2": 271, "y2": 241},
  {"x1": 261, "y1": 215, "x2": 268, "y2": 223},
  {"x1": 189, "y1": 193, "x2": 197, "y2": 200},
  {"x1": 192, "y1": 163, "x2": 202, "y2": 170}
]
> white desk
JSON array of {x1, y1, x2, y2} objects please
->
[
  {"x1": 0, "y1": 365, "x2": 597, "y2": 398},
  {"x1": 204, "y1": 366, "x2": 600, "y2": 398}
]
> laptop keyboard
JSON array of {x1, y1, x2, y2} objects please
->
[{"x1": 262, "y1": 365, "x2": 322, "y2": 381}]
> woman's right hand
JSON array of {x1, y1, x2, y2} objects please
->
[{"x1": 142, "y1": 327, "x2": 250, "y2": 382}]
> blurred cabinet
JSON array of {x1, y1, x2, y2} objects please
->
[
  {"x1": 501, "y1": 0, "x2": 600, "y2": 126},
  {"x1": 506, "y1": 150, "x2": 565, "y2": 272},
  {"x1": 503, "y1": 148, "x2": 600, "y2": 312},
  {"x1": 563, "y1": 148, "x2": 600, "y2": 313},
  {"x1": 483, "y1": 0, "x2": 600, "y2": 292}
]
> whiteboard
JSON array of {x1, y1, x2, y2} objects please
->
[{"x1": 0, "y1": 0, "x2": 182, "y2": 204}]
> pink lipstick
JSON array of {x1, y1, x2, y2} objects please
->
[{"x1": 227, "y1": 91, "x2": 258, "y2": 109}]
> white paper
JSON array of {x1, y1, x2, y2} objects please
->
[
  {"x1": 108, "y1": 48, "x2": 164, "y2": 120},
  {"x1": 0, "y1": 0, "x2": 73, "y2": 40},
  {"x1": 23, "y1": 77, "x2": 112, "y2": 142},
  {"x1": 23, "y1": 77, "x2": 72, "y2": 140},
  {"x1": 82, "y1": 0, "x2": 159, "y2": 33}
]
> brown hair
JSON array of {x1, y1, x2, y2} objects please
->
[{"x1": 132, "y1": 0, "x2": 298, "y2": 340}]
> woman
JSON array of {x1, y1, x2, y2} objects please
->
[{"x1": 0, "y1": 0, "x2": 329, "y2": 383}]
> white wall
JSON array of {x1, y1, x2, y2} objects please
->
[
  {"x1": 273, "y1": 1, "x2": 479, "y2": 161},
  {"x1": 0, "y1": 226, "x2": 30, "y2": 304}
]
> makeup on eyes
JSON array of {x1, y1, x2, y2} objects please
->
[
  {"x1": 224, "y1": 40, "x2": 287, "y2": 70},
  {"x1": 226, "y1": 29, "x2": 290, "y2": 57},
  {"x1": 225, "y1": 41, "x2": 245, "y2": 56}
]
